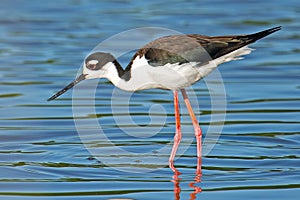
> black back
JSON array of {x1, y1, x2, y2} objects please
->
[{"x1": 126, "y1": 26, "x2": 281, "y2": 68}]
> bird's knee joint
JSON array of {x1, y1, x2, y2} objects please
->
[{"x1": 174, "y1": 133, "x2": 182, "y2": 143}]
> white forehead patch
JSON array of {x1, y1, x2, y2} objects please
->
[{"x1": 87, "y1": 60, "x2": 99, "y2": 65}]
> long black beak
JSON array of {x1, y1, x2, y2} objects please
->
[{"x1": 47, "y1": 74, "x2": 87, "y2": 101}]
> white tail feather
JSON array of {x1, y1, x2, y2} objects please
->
[{"x1": 220, "y1": 46, "x2": 254, "y2": 64}]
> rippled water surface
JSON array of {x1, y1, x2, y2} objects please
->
[{"x1": 1, "y1": 0, "x2": 300, "y2": 199}]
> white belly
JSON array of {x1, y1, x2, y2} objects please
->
[
  {"x1": 149, "y1": 62, "x2": 201, "y2": 89},
  {"x1": 112, "y1": 46, "x2": 253, "y2": 91}
]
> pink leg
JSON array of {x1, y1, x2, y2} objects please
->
[
  {"x1": 188, "y1": 157, "x2": 202, "y2": 198},
  {"x1": 169, "y1": 90, "x2": 182, "y2": 173},
  {"x1": 180, "y1": 89, "x2": 202, "y2": 174}
]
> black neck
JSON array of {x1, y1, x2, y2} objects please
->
[{"x1": 113, "y1": 60, "x2": 131, "y2": 81}]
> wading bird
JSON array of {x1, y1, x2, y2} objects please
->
[{"x1": 48, "y1": 26, "x2": 281, "y2": 172}]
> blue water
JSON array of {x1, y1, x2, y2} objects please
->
[{"x1": 1, "y1": 0, "x2": 300, "y2": 199}]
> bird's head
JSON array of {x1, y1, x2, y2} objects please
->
[
  {"x1": 47, "y1": 52, "x2": 116, "y2": 101},
  {"x1": 83, "y1": 52, "x2": 118, "y2": 80}
]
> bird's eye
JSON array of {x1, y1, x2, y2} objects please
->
[
  {"x1": 86, "y1": 60, "x2": 100, "y2": 70},
  {"x1": 87, "y1": 63, "x2": 97, "y2": 70}
]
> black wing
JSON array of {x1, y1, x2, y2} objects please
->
[{"x1": 126, "y1": 26, "x2": 281, "y2": 68}]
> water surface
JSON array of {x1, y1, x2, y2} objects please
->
[{"x1": 0, "y1": 0, "x2": 299, "y2": 199}]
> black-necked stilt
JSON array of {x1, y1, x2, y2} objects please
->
[{"x1": 48, "y1": 26, "x2": 281, "y2": 172}]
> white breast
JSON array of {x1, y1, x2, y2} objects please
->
[{"x1": 111, "y1": 46, "x2": 253, "y2": 91}]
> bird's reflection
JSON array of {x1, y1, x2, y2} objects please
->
[{"x1": 171, "y1": 157, "x2": 202, "y2": 200}]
